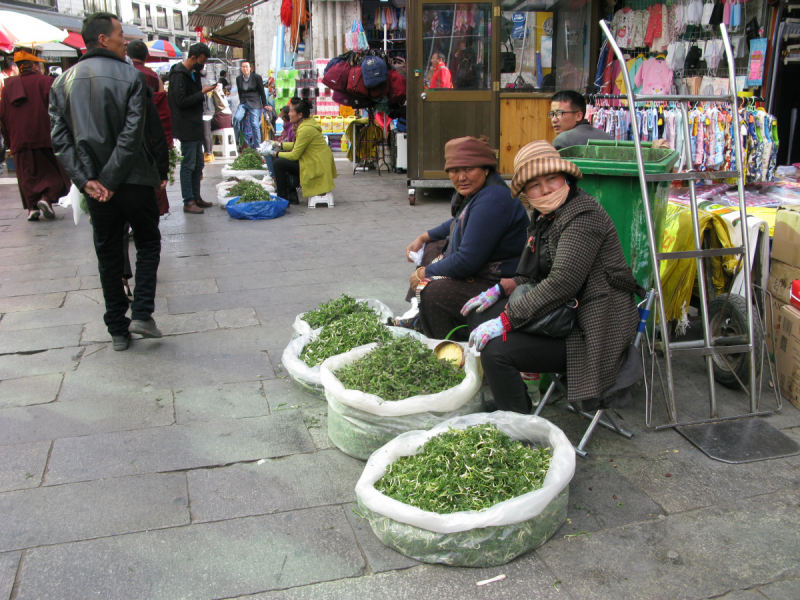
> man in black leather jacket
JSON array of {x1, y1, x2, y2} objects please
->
[{"x1": 50, "y1": 12, "x2": 166, "y2": 351}]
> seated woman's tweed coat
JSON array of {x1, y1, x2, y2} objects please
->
[{"x1": 505, "y1": 186, "x2": 640, "y2": 403}]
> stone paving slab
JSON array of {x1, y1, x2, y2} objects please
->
[
  {"x1": 0, "y1": 373, "x2": 62, "y2": 408},
  {"x1": 80, "y1": 311, "x2": 219, "y2": 344},
  {"x1": 0, "y1": 347, "x2": 81, "y2": 380},
  {"x1": 0, "y1": 292, "x2": 65, "y2": 313},
  {"x1": 187, "y1": 449, "x2": 363, "y2": 522},
  {"x1": 0, "y1": 277, "x2": 81, "y2": 298},
  {"x1": 0, "y1": 441, "x2": 50, "y2": 492},
  {"x1": 175, "y1": 381, "x2": 269, "y2": 424},
  {"x1": 0, "y1": 473, "x2": 189, "y2": 553},
  {"x1": 0, "y1": 551, "x2": 20, "y2": 600},
  {"x1": 237, "y1": 552, "x2": 563, "y2": 600},
  {"x1": 0, "y1": 324, "x2": 82, "y2": 354},
  {"x1": 78, "y1": 275, "x2": 100, "y2": 290},
  {"x1": 0, "y1": 305, "x2": 105, "y2": 332},
  {"x1": 343, "y1": 502, "x2": 419, "y2": 573},
  {"x1": 45, "y1": 412, "x2": 314, "y2": 484},
  {"x1": 156, "y1": 278, "x2": 219, "y2": 297},
  {"x1": 0, "y1": 265, "x2": 79, "y2": 284},
  {"x1": 215, "y1": 307, "x2": 260, "y2": 329},
  {"x1": 759, "y1": 579, "x2": 800, "y2": 600},
  {"x1": 60, "y1": 288, "x2": 104, "y2": 308},
  {"x1": 536, "y1": 489, "x2": 800, "y2": 600},
  {"x1": 155, "y1": 261, "x2": 286, "y2": 284},
  {"x1": 0, "y1": 392, "x2": 174, "y2": 445},
  {"x1": 14, "y1": 506, "x2": 365, "y2": 600}
]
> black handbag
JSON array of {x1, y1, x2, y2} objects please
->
[
  {"x1": 508, "y1": 282, "x2": 578, "y2": 338},
  {"x1": 501, "y1": 42, "x2": 517, "y2": 74}
]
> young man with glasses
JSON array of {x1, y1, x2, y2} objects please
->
[{"x1": 549, "y1": 90, "x2": 612, "y2": 150}]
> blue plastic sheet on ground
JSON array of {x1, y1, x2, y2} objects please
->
[{"x1": 225, "y1": 196, "x2": 290, "y2": 220}]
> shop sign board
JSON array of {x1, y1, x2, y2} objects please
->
[{"x1": 776, "y1": 303, "x2": 800, "y2": 410}]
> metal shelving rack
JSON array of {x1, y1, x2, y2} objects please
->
[{"x1": 598, "y1": 20, "x2": 780, "y2": 429}]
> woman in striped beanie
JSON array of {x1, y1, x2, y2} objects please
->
[{"x1": 461, "y1": 140, "x2": 641, "y2": 414}]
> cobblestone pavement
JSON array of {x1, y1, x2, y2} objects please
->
[{"x1": 0, "y1": 161, "x2": 797, "y2": 600}]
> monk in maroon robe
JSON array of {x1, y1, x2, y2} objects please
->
[{"x1": 0, "y1": 51, "x2": 70, "y2": 221}]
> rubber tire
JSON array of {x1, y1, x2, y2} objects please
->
[
  {"x1": 707, "y1": 293, "x2": 763, "y2": 389},
  {"x1": 408, "y1": 193, "x2": 415, "y2": 205}
]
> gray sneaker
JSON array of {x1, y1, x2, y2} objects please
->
[
  {"x1": 129, "y1": 318, "x2": 163, "y2": 338},
  {"x1": 112, "y1": 334, "x2": 131, "y2": 351},
  {"x1": 37, "y1": 199, "x2": 55, "y2": 219}
]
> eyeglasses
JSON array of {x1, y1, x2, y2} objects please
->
[{"x1": 548, "y1": 110, "x2": 580, "y2": 119}]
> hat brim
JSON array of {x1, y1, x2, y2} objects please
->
[{"x1": 510, "y1": 158, "x2": 583, "y2": 197}]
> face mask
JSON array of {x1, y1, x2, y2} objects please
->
[
  {"x1": 192, "y1": 63, "x2": 203, "y2": 72},
  {"x1": 527, "y1": 182, "x2": 570, "y2": 214}
]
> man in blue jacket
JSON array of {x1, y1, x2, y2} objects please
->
[{"x1": 168, "y1": 43, "x2": 216, "y2": 214}]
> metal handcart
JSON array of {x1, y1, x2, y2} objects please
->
[{"x1": 598, "y1": 21, "x2": 784, "y2": 446}]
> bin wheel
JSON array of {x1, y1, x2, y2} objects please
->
[
  {"x1": 409, "y1": 193, "x2": 415, "y2": 205},
  {"x1": 708, "y1": 293, "x2": 763, "y2": 389}
]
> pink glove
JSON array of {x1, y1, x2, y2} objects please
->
[
  {"x1": 469, "y1": 316, "x2": 509, "y2": 351},
  {"x1": 461, "y1": 284, "x2": 502, "y2": 316}
]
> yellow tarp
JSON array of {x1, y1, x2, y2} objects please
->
[{"x1": 659, "y1": 203, "x2": 739, "y2": 322}]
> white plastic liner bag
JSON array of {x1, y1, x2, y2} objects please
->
[
  {"x1": 355, "y1": 412, "x2": 576, "y2": 567},
  {"x1": 282, "y1": 326, "x2": 423, "y2": 399},
  {"x1": 57, "y1": 184, "x2": 84, "y2": 225},
  {"x1": 320, "y1": 339, "x2": 484, "y2": 460},
  {"x1": 221, "y1": 166, "x2": 271, "y2": 179},
  {"x1": 292, "y1": 298, "x2": 394, "y2": 338},
  {"x1": 216, "y1": 175, "x2": 274, "y2": 207}
]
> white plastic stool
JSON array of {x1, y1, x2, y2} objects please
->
[
  {"x1": 211, "y1": 128, "x2": 237, "y2": 159},
  {"x1": 307, "y1": 192, "x2": 334, "y2": 208}
]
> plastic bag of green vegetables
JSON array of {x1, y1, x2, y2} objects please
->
[
  {"x1": 320, "y1": 337, "x2": 484, "y2": 460},
  {"x1": 293, "y1": 296, "x2": 394, "y2": 338},
  {"x1": 281, "y1": 311, "x2": 422, "y2": 398},
  {"x1": 355, "y1": 413, "x2": 575, "y2": 567}
]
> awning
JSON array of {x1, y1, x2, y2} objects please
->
[
  {"x1": 61, "y1": 31, "x2": 85, "y2": 51},
  {"x1": 189, "y1": 0, "x2": 257, "y2": 29},
  {"x1": 35, "y1": 41, "x2": 79, "y2": 59},
  {"x1": 122, "y1": 25, "x2": 147, "y2": 40},
  {"x1": 2, "y1": 6, "x2": 83, "y2": 33},
  {"x1": 207, "y1": 18, "x2": 250, "y2": 48},
  {"x1": 0, "y1": 10, "x2": 67, "y2": 46}
]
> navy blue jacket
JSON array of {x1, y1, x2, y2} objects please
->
[{"x1": 425, "y1": 174, "x2": 530, "y2": 279}]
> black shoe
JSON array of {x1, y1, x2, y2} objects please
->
[
  {"x1": 287, "y1": 190, "x2": 299, "y2": 205},
  {"x1": 112, "y1": 333, "x2": 131, "y2": 351},
  {"x1": 129, "y1": 318, "x2": 163, "y2": 338}
]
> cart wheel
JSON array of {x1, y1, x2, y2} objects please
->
[
  {"x1": 707, "y1": 293, "x2": 763, "y2": 389},
  {"x1": 409, "y1": 194, "x2": 415, "y2": 205}
]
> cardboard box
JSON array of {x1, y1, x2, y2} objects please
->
[
  {"x1": 771, "y1": 205, "x2": 800, "y2": 268},
  {"x1": 767, "y1": 259, "x2": 800, "y2": 305},
  {"x1": 776, "y1": 303, "x2": 800, "y2": 410},
  {"x1": 766, "y1": 296, "x2": 788, "y2": 355}
]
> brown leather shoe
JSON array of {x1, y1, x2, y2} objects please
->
[
  {"x1": 194, "y1": 197, "x2": 213, "y2": 208},
  {"x1": 183, "y1": 201, "x2": 204, "y2": 214}
]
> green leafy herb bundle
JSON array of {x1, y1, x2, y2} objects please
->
[
  {"x1": 226, "y1": 180, "x2": 263, "y2": 198},
  {"x1": 375, "y1": 424, "x2": 552, "y2": 513},
  {"x1": 299, "y1": 312, "x2": 391, "y2": 367},
  {"x1": 301, "y1": 295, "x2": 375, "y2": 329},
  {"x1": 167, "y1": 146, "x2": 180, "y2": 185},
  {"x1": 336, "y1": 337, "x2": 465, "y2": 401},
  {"x1": 234, "y1": 185, "x2": 271, "y2": 204},
  {"x1": 230, "y1": 148, "x2": 266, "y2": 171}
]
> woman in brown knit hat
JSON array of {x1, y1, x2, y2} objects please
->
[
  {"x1": 461, "y1": 140, "x2": 641, "y2": 414},
  {"x1": 395, "y1": 136, "x2": 529, "y2": 340}
]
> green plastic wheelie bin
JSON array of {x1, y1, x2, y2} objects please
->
[{"x1": 558, "y1": 140, "x2": 679, "y2": 291}]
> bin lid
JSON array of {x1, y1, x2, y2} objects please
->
[{"x1": 559, "y1": 140, "x2": 679, "y2": 176}]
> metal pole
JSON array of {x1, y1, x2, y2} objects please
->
[
  {"x1": 679, "y1": 100, "x2": 717, "y2": 417},
  {"x1": 598, "y1": 19, "x2": 678, "y2": 422},
  {"x1": 721, "y1": 24, "x2": 757, "y2": 411}
]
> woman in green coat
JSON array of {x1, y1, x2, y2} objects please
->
[{"x1": 272, "y1": 99, "x2": 337, "y2": 206}]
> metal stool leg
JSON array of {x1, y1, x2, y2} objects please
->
[{"x1": 533, "y1": 381, "x2": 557, "y2": 416}]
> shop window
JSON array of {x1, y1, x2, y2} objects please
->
[
  {"x1": 500, "y1": 11, "x2": 554, "y2": 91},
  {"x1": 173, "y1": 11, "x2": 184, "y2": 30},
  {"x1": 132, "y1": 3, "x2": 142, "y2": 25},
  {"x1": 146, "y1": 6, "x2": 153, "y2": 27},
  {"x1": 422, "y1": 4, "x2": 492, "y2": 91},
  {"x1": 156, "y1": 7, "x2": 168, "y2": 30},
  {"x1": 83, "y1": 0, "x2": 114, "y2": 14},
  {"x1": 21, "y1": 0, "x2": 57, "y2": 8}
]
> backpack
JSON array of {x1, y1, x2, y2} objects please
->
[
  {"x1": 361, "y1": 55, "x2": 388, "y2": 88},
  {"x1": 346, "y1": 65, "x2": 370, "y2": 98},
  {"x1": 387, "y1": 70, "x2": 406, "y2": 104},
  {"x1": 368, "y1": 79, "x2": 390, "y2": 100},
  {"x1": 322, "y1": 60, "x2": 351, "y2": 93},
  {"x1": 332, "y1": 89, "x2": 374, "y2": 109}
]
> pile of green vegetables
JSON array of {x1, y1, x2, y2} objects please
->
[
  {"x1": 230, "y1": 148, "x2": 266, "y2": 171},
  {"x1": 301, "y1": 295, "x2": 375, "y2": 329},
  {"x1": 226, "y1": 180, "x2": 271, "y2": 204},
  {"x1": 375, "y1": 423, "x2": 552, "y2": 513},
  {"x1": 299, "y1": 311, "x2": 391, "y2": 367},
  {"x1": 336, "y1": 337, "x2": 465, "y2": 401}
]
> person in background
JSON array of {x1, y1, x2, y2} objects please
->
[
  {"x1": 271, "y1": 99, "x2": 336, "y2": 206},
  {"x1": 168, "y1": 42, "x2": 216, "y2": 214},
  {"x1": 549, "y1": 90, "x2": 613, "y2": 150},
  {"x1": 50, "y1": 12, "x2": 167, "y2": 351},
  {"x1": 127, "y1": 39, "x2": 172, "y2": 215},
  {"x1": 233, "y1": 60, "x2": 268, "y2": 150},
  {"x1": 427, "y1": 52, "x2": 453, "y2": 89},
  {"x1": 0, "y1": 51, "x2": 70, "y2": 221},
  {"x1": 217, "y1": 69, "x2": 230, "y2": 91},
  {"x1": 201, "y1": 70, "x2": 214, "y2": 163},
  {"x1": 0, "y1": 56, "x2": 20, "y2": 176},
  {"x1": 210, "y1": 82, "x2": 232, "y2": 131}
]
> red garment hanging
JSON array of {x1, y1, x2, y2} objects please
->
[{"x1": 281, "y1": 0, "x2": 292, "y2": 28}]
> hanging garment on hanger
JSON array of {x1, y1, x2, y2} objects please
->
[
  {"x1": 644, "y1": 4, "x2": 662, "y2": 48},
  {"x1": 612, "y1": 7, "x2": 636, "y2": 48},
  {"x1": 687, "y1": 0, "x2": 704, "y2": 25},
  {"x1": 723, "y1": 0, "x2": 732, "y2": 26},
  {"x1": 730, "y1": 0, "x2": 741, "y2": 28},
  {"x1": 635, "y1": 57, "x2": 674, "y2": 94}
]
